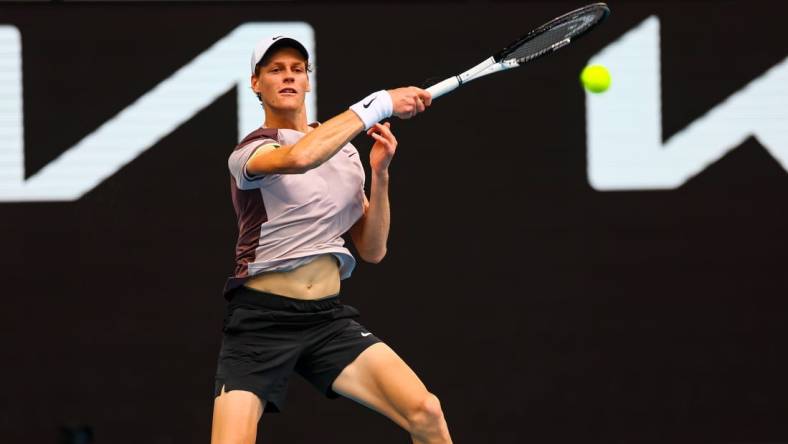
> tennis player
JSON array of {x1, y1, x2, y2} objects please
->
[{"x1": 211, "y1": 35, "x2": 452, "y2": 444}]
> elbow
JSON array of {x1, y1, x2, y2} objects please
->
[
  {"x1": 282, "y1": 144, "x2": 319, "y2": 173},
  {"x1": 288, "y1": 152, "x2": 316, "y2": 173},
  {"x1": 362, "y1": 247, "x2": 387, "y2": 264}
]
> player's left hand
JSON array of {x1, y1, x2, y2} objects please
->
[{"x1": 367, "y1": 122, "x2": 397, "y2": 176}]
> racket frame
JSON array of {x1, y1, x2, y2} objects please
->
[
  {"x1": 426, "y1": 3, "x2": 608, "y2": 99},
  {"x1": 427, "y1": 57, "x2": 520, "y2": 99}
]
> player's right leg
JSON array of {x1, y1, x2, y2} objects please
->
[
  {"x1": 212, "y1": 288, "x2": 307, "y2": 442},
  {"x1": 211, "y1": 386, "x2": 264, "y2": 444}
]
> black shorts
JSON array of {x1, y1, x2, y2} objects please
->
[{"x1": 214, "y1": 286, "x2": 381, "y2": 413}]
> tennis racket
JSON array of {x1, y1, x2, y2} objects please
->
[{"x1": 426, "y1": 3, "x2": 610, "y2": 100}]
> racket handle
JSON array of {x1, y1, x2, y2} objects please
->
[{"x1": 425, "y1": 77, "x2": 460, "y2": 100}]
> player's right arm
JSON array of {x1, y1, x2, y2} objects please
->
[
  {"x1": 247, "y1": 110, "x2": 363, "y2": 175},
  {"x1": 246, "y1": 87, "x2": 431, "y2": 176}
]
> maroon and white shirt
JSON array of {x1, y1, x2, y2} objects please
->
[{"x1": 223, "y1": 125, "x2": 366, "y2": 296}]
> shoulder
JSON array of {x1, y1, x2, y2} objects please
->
[{"x1": 235, "y1": 128, "x2": 280, "y2": 151}]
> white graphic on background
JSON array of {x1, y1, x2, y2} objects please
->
[
  {"x1": 586, "y1": 16, "x2": 788, "y2": 190},
  {"x1": 0, "y1": 23, "x2": 316, "y2": 202}
]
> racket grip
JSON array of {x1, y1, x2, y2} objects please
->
[{"x1": 425, "y1": 77, "x2": 460, "y2": 100}]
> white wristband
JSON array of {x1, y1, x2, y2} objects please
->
[{"x1": 349, "y1": 90, "x2": 393, "y2": 130}]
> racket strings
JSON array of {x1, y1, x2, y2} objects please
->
[{"x1": 502, "y1": 7, "x2": 608, "y2": 63}]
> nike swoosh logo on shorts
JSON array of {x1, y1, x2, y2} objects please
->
[
  {"x1": 361, "y1": 332, "x2": 372, "y2": 337},
  {"x1": 363, "y1": 98, "x2": 376, "y2": 108}
]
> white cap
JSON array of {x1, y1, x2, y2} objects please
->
[{"x1": 250, "y1": 35, "x2": 309, "y2": 74}]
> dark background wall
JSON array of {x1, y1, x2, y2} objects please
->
[{"x1": 1, "y1": 1, "x2": 787, "y2": 443}]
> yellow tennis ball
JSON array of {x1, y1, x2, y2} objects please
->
[{"x1": 580, "y1": 64, "x2": 611, "y2": 93}]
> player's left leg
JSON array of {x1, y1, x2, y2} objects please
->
[{"x1": 331, "y1": 342, "x2": 452, "y2": 444}]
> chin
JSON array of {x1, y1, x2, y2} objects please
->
[{"x1": 270, "y1": 102, "x2": 303, "y2": 113}]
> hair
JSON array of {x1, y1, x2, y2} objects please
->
[{"x1": 252, "y1": 49, "x2": 313, "y2": 104}]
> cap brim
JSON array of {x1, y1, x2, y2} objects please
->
[{"x1": 261, "y1": 38, "x2": 309, "y2": 64}]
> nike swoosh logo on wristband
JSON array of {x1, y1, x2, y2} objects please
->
[{"x1": 363, "y1": 98, "x2": 376, "y2": 108}]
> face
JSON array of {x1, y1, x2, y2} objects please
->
[{"x1": 251, "y1": 46, "x2": 310, "y2": 113}]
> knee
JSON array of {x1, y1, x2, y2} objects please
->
[{"x1": 406, "y1": 393, "x2": 445, "y2": 435}]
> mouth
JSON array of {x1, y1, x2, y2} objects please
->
[{"x1": 278, "y1": 88, "x2": 298, "y2": 95}]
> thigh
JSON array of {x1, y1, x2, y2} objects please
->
[
  {"x1": 211, "y1": 385, "x2": 264, "y2": 444},
  {"x1": 216, "y1": 306, "x2": 303, "y2": 413},
  {"x1": 295, "y1": 317, "x2": 380, "y2": 398},
  {"x1": 331, "y1": 342, "x2": 430, "y2": 429}
]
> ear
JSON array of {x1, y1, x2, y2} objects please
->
[
  {"x1": 250, "y1": 74, "x2": 260, "y2": 94},
  {"x1": 305, "y1": 77, "x2": 312, "y2": 93}
]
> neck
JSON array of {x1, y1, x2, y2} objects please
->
[{"x1": 263, "y1": 106, "x2": 310, "y2": 132}]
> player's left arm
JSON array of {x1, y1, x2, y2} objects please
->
[{"x1": 350, "y1": 122, "x2": 397, "y2": 263}]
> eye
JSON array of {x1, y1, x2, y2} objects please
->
[{"x1": 270, "y1": 67, "x2": 281, "y2": 73}]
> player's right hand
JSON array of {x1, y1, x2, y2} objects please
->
[{"x1": 388, "y1": 87, "x2": 432, "y2": 119}]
